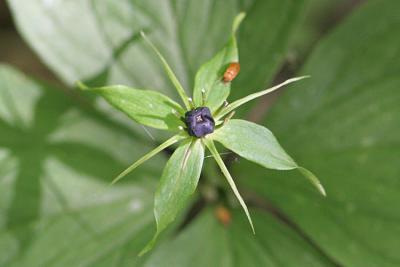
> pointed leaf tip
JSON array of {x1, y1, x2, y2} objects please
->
[
  {"x1": 298, "y1": 167, "x2": 326, "y2": 197},
  {"x1": 292, "y1": 75, "x2": 311, "y2": 81},
  {"x1": 232, "y1": 12, "x2": 246, "y2": 33},
  {"x1": 138, "y1": 234, "x2": 158, "y2": 257}
]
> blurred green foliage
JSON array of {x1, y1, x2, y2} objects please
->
[{"x1": 1, "y1": 0, "x2": 399, "y2": 266}]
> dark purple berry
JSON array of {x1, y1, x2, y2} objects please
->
[{"x1": 184, "y1": 107, "x2": 215, "y2": 138}]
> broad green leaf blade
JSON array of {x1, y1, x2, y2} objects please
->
[
  {"x1": 192, "y1": 13, "x2": 244, "y2": 112},
  {"x1": 237, "y1": 1, "x2": 400, "y2": 266},
  {"x1": 111, "y1": 134, "x2": 187, "y2": 185},
  {"x1": 142, "y1": 138, "x2": 204, "y2": 255},
  {"x1": 7, "y1": 0, "x2": 305, "y2": 110},
  {"x1": 145, "y1": 208, "x2": 334, "y2": 267},
  {"x1": 216, "y1": 76, "x2": 309, "y2": 120},
  {"x1": 140, "y1": 31, "x2": 191, "y2": 110},
  {"x1": 204, "y1": 139, "x2": 254, "y2": 233},
  {"x1": 213, "y1": 119, "x2": 297, "y2": 169},
  {"x1": 7, "y1": 0, "x2": 238, "y2": 94},
  {"x1": 212, "y1": 119, "x2": 325, "y2": 196},
  {"x1": 0, "y1": 65, "x2": 167, "y2": 266},
  {"x1": 79, "y1": 84, "x2": 185, "y2": 131}
]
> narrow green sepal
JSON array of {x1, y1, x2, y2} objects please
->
[
  {"x1": 203, "y1": 138, "x2": 255, "y2": 234},
  {"x1": 216, "y1": 76, "x2": 310, "y2": 120},
  {"x1": 140, "y1": 31, "x2": 191, "y2": 110},
  {"x1": 111, "y1": 134, "x2": 186, "y2": 184}
]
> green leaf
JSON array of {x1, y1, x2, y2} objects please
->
[
  {"x1": 213, "y1": 119, "x2": 325, "y2": 196},
  {"x1": 142, "y1": 138, "x2": 204, "y2": 255},
  {"x1": 203, "y1": 138, "x2": 254, "y2": 233},
  {"x1": 236, "y1": 1, "x2": 400, "y2": 266},
  {"x1": 145, "y1": 208, "x2": 334, "y2": 267},
  {"x1": 79, "y1": 84, "x2": 185, "y2": 131},
  {"x1": 111, "y1": 134, "x2": 187, "y2": 185},
  {"x1": 215, "y1": 76, "x2": 309, "y2": 120},
  {"x1": 213, "y1": 119, "x2": 296, "y2": 169},
  {"x1": 0, "y1": 65, "x2": 167, "y2": 266},
  {"x1": 192, "y1": 13, "x2": 244, "y2": 112}
]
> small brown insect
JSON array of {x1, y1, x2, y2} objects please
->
[{"x1": 223, "y1": 62, "x2": 240, "y2": 83}]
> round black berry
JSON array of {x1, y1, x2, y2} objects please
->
[{"x1": 184, "y1": 107, "x2": 215, "y2": 138}]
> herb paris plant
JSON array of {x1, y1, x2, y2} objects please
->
[{"x1": 78, "y1": 13, "x2": 325, "y2": 255}]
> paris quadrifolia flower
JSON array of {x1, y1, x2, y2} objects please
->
[{"x1": 78, "y1": 12, "x2": 325, "y2": 255}]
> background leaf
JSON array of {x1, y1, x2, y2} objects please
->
[
  {"x1": 6, "y1": 0, "x2": 236, "y2": 93},
  {"x1": 231, "y1": 0, "x2": 305, "y2": 106},
  {"x1": 145, "y1": 208, "x2": 335, "y2": 267},
  {"x1": 81, "y1": 84, "x2": 185, "y2": 131},
  {"x1": 235, "y1": 1, "x2": 400, "y2": 266},
  {"x1": 7, "y1": 0, "x2": 305, "y2": 101},
  {"x1": 0, "y1": 65, "x2": 168, "y2": 266},
  {"x1": 7, "y1": 0, "x2": 395, "y2": 266}
]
